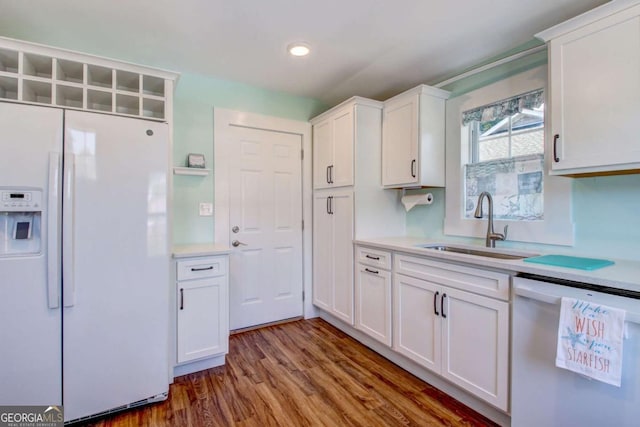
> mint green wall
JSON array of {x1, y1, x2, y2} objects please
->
[
  {"x1": 173, "y1": 72, "x2": 326, "y2": 245},
  {"x1": 438, "y1": 40, "x2": 547, "y2": 98},
  {"x1": 406, "y1": 175, "x2": 640, "y2": 261},
  {"x1": 406, "y1": 48, "x2": 640, "y2": 261}
]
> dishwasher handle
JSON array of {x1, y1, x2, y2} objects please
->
[
  {"x1": 514, "y1": 277, "x2": 640, "y2": 325},
  {"x1": 513, "y1": 285, "x2": 559, "y2": 305}
]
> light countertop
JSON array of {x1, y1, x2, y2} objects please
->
[
  {"x1": 172, "y1": 243, "x2": 232, "y2": 258},
  {"x1": 354, "y1": 236, "x2": 640, "y2": 294}
]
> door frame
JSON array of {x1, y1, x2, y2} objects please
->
[{"x1": 213, "y1": 108, "x2": 316, "y2": 320}]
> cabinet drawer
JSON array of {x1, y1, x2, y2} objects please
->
[
  {"x1": 394, "y1": 254, "x2": 509, "y2": 300},
  {"x1": 177, "y1": 256, "x2": 227, "y2": 281},
  {"x1": 356, "y1": 246, "x2": 392, "y2": 270}
]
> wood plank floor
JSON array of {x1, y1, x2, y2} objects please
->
[{"x1": 82, "y1": 319, "x2": 498, "y2": 426}]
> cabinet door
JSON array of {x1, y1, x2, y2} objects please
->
[
  {"x1": 313, "y1": 119, "x2": 333, "y2": 189},
  {"x1": 330, "y1": 192, "x2": 354, "y2": 324},
  {"x1": 312, "y1": 193, "x2": 333, "y2": 311},
  {"x1": 393, "y1": 274, "x2": 440, "y2": 372},
  {"x1": 382, "y1": 94, "x2": 419, "y2": 187},
  {"x1": 355, "y1": 264, "x2": 391, "y2": 346},
  {"x1": 549, "y1": 7, "x2": 640, "y2": 174},
  {"x1": 177, "y1": 276, "x2": 228, "y2": 363},
  {"x1": 440, "y1": 287, "x2": 509, "y2": 411},
  {"x1": 331, "y1": 106, "x2": 354, "y2": 188}
]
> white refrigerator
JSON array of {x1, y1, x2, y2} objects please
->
[{"x1": 0, "y1": 103, "x2": 170, "y2": 422}]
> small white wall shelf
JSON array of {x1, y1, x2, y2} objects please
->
[{"x1": 173, "y1": 167, "x2": 211, "y2": 176}]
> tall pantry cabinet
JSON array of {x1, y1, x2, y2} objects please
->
[{"x1": 311, "y1": 97, "x2": 405, "y2": 325}]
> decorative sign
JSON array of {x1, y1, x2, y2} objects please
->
[
  {"x1": 187, "y1": 153, "x2": 205, "y2": 168},
  {"x1": 556, "y1": 297, "x2": 625, "y2": 386}
]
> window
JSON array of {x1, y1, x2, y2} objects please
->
[
  {"x1": 471, "y1": 104, "x2": 544, "y2": 163},
  {"x1": 462, "y1": 89, "x2": 544, "y2": 221},
  {"x1": 444, "y1": 66, "x2": 574, "y2": 246}
]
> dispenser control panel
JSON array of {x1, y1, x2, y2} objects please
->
[{"x1": 1, "y1": 190, "x2": 43, "y2": 212}]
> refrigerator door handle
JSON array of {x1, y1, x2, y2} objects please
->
[
  {"x1": 63, "y1": 153, "x2": 76, "y2": 307},
  {"x1": 47, "y1": 152, "x2": 61, "y2": 309}
]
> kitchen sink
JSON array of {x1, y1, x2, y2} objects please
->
[{"x1": 417, "y1": 244, "x2": 536, "y2": 260}]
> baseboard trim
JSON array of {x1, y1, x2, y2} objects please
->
[{"x1": 230, "y1": 316, "x2": 304, "y2": 335}]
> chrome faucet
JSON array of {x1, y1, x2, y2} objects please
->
[{"x1": 474, "y1": 192, "x2": 508, "y2": 248}]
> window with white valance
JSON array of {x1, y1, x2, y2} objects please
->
[
  {"x1": 444, "y1": 66, "x2": 574, "y2": 246},
  {"x1": 462, "y1": 89, "x2": 545, "y2": 221}
]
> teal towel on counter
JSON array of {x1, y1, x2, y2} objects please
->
[{"x1": 523, "y1": 255, "x2": 615, "y2": 271}]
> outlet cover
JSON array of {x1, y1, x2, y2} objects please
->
[{"x1": 199, "y1": 202, "x2": 213, "y2": 216}]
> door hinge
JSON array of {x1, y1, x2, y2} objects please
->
[
  {"x1": 302, "y1": 219, "x2": 304, "y2": 230},
  {"x1": 301, "y1": 149, "x2": 304, "y2": 160},
  {"x1": 302, "y1": 291, "x2": 305, "y2": 302}
]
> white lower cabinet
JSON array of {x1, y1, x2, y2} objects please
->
[
  {"x1": 355, "y1": 247, "x2": 392, "y2": 346},
  {"x1": 440, "y1": 286, "x2": 509, "y2": 410},
  {"x1": 176, "y1": 256, "x2": 229, "y2": 364},
  {"x1": 313, "y1": 190, "x2": 354, "y2": 324},
  {"x1": 393, "y1": 254, "x2": 510, "y2": 411},
  {"x1": 393, "y1": 274, "x2": 441, "y2": 371}
]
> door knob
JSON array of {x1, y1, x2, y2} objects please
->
[{"x1": 232, "y1": 240, "x2": 247, "y2": 247}]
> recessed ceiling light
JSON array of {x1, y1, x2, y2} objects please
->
[{"x1": 287, "y1": 42, "x2": 310, "y2": 57}]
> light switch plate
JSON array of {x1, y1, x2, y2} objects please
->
[{"x1": 199, "y1": 202, "x2": 213, "y2": 216}]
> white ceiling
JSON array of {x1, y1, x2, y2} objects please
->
[{"x1": 0, "y1": 0, "x2": 607, "y2": 106}]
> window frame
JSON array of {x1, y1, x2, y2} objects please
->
[
  {"x1": 471, "y1": 109, "x2": 545, "y2": 163},
  {"x1": 444, "y1": 65, "x2": 574, "y2": 246}
]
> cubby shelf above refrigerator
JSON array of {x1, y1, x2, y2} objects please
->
[{"x1": 0, "y1": 38, "x2": 178, "y2": 122}]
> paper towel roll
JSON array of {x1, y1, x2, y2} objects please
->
[{"x1": 401, "y1": 193, "x2": 433, "y2": 211}]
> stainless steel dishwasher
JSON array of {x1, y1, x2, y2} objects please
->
[{"x1": 512, "y1": 275, "x2": 640, "y2": 426}]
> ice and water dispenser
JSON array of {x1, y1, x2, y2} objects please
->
[{"x1": 0, "y1": 188, "x2": 43, "y2": 256}]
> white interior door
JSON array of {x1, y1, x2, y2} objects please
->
[{"x1": 228, "y1": 126, "x2": 303, "y2": 330}]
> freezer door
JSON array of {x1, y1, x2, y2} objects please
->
[
  {"x1": 0, "y1": 103, "x2": 63, "y2": 405},
  {"x1": 62, "y1": 111, "x2": 169, "y2": 421}
]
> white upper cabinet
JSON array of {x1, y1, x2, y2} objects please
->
[
  {"x1": 382, "y1": 85, "x2": 450, "y2": 188},
  {"x1": 537, "y1": 2, "x2": 640, "y2": 176},
  {"x1": 312, "y1": 104, "x2": 354, "y2": 189}
]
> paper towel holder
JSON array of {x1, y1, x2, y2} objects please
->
[
  {"x1": 400, "y1": 189, "x2": 434, "y2": 212},
  {"x1": 401, "y1": 188, "x2": 434, "y2": 203}
]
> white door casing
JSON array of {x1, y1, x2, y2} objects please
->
[{"x1": 214, "y1": 109, "x2": 314, "y2": 330}]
